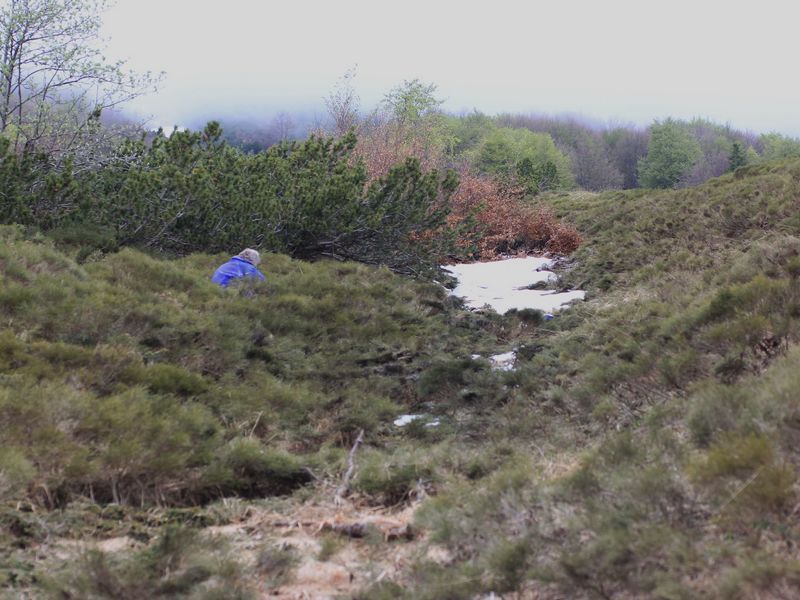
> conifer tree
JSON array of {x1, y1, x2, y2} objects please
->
[{"x1": 728, "y1": 141, "x2": 747, "y2": 172}]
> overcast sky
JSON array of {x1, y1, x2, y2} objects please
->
[{"x1": 102, "y1": 0, "x2": 800, "y2": 135}]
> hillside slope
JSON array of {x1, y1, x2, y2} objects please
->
[
  {"x1": 2, "y1": 160, "x2": 800, "y2": 598},
  {"x1": 412, "y1": 159, "x2": 800, "y2": 599}
]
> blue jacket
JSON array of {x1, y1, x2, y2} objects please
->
[{"x1": 211, "y1": 257, "x2": 266, "y2": 287}]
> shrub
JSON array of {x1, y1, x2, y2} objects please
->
[
  {"x1": 0, "y1": 285, "x2": 34, "y2": 313},
  {"x1": 689, "y1": 433, "x2": 796, "y2": 517},
  {"x1": 140, "y1": 364, "x2": 209, "y2": 396},
  {"x1": 448, "y1": 172, "x2": 582, "y2": 258},
  {"x1": 486, "y1": 539, "x2": 530, "y2": 593},
  {"x1": 690, "y1": 433, "x2": 773, "y2": 481},
  {"x1": 716, "y1": 553, "x2": 800, "y2": 599},
  {"x1": 417, "y1": 357, "x2": 483, "y2": 399},
  {"x1": 46, "y1": 525, "x2": 254, "y2": 599},
  {"x1": 204, "y1": 439, "x2": 312, "y2": 498},
  {"x1": 256, "y1": 543, "x2": 298, "y2": 588},
  {"x1": 687, "y1": 384, "x2": 745, "y2": 447},
  {"x1": 86, "y1": 126, "x2": 462, "y2": 274},
  {"x1": 355, "y1": 451, "x2": 434, "y2": 504},
  {"x1": 0, "y1": 448, "x2": 35, "y2": 501},
  {"x1": 316, "y1": 534, "x2": 343, "y2": 561}
]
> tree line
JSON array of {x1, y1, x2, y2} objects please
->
[
  {"x1": 224, "y1": 103, "x2": 800, "y2": 193},
  {"x1": 220, "y1": 73, "x2": 800, "y2": 194}
]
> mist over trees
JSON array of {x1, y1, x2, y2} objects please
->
[
  {"x1": 215, "y1": 88, "x2": 800, "y2": 194},
  {"x1": 2, "y1": 0, "x2": 783, "y2": 199}
]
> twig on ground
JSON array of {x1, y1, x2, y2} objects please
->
[
  {"x1": 714, "y1": 467, "x2": 763, "y2": 518},
  {"x1": 335, "y1": 429, "x2": 364, "y2": 506},
  {"x1": 248, "y1": 411, "x2": 263, "y2": 437}
]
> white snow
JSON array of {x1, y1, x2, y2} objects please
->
[
  {"x1": 489, "y1": 351, "x2": 517, "y2": 371},
  {"x1": 390, "y1": 258, "x2": 584, "y2": 429},
  {"x1": 394, "y1": 414, "x2": 440, "y2": 428},
  {"x1": 441, "y1": 256, "x2": 585, "y2": 315},
  {"x1": 393, "y1": 414, "x2": 423, "y2": 426}
]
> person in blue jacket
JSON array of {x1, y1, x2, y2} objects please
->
[{"x1": 212, "y1": 248, "x2": 266, "y2": 287}]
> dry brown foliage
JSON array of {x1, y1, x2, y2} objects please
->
[
  {"x1": 352, "y1": 118, "x2": 581, "y2": 260},
  {"x1": 449, "y1": 171, "x2": 582, "y2": 259}
]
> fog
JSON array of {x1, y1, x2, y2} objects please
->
[{"x1": 103, "y1": 0, "x2": 800, "y2": 135}]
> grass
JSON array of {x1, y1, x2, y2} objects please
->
[
  {"x1": 0, "y1": 227, "x2": 515, "y2": 511},
  {"x1": 0, "y1": 223, "x2": 517, "y2": 595},
  {"x1": 410, "y1": 160, "x2": 800, "y2": 598},
  {"x1": 6, "y1": 159, "x2": 800, "y2": 597}
]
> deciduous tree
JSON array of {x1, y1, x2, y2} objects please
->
[
  {"x1": 638, "y1": 119, "x2": 701, "y2": 188},
  {"x1": 476, "y1": 127, "x2": 574, "y2": 192},
  {"x1": 324, "y1": 67, "x2": 360, "y2": 137},
  {"x1": 0, "y1": 0, "x2": 158, "y2": 162}
]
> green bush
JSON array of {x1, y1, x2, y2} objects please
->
[
  {"x1": 204, "y1": 439, "x2": 312, "y2": 498},
  {"x1": 0, "y1": 448, "x2": 35, "y2": 501},
  {"x1": 715, "y1": 553, "x2": 800, "y2": 599},
  {"x1": 417, "y1": 357, "x2": 488, "y2": 400},
  {"x1": 140, "y1": 364, "x2": 209, "y2": 396},
  {"x1": 486, "y1": 539, "x2": 530, "y2": 593},
  {"x1": 45, "y1": 525, "x2": 254, "y2": 599},
  {"x1": 355, "y1": 451, "x2": 434, "y2": 504},
  {"x1": 0, "y1": 284, "x2": 34, "y2": 313},
  {"x1": 690, "y1": 433, "x2": 773, "y2": 481}
]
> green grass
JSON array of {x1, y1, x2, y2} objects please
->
[
  {"x1": 0, "y1": 226, "x2": 517, "y2": 512},
  {"x1": 411, "y1": 160, "x2": 800, "y2": 598},
  {"x1": 6, "y1": 159, "x2": 800, "y2": 597},
  {"x1": 0, "y1": 222, "x2": 520, "y2": 595}
]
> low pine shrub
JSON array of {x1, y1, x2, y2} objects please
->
[
  {"x1": 255, "y1": 543, "x2": 298, "y2": 588},
  {"x1": 0, "y1": 448, "x2": 35, "y2": 502},
  {"x1": 139, "y1": 364, "x2": 209, "y2": 396}
]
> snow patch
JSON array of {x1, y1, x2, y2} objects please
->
[
  {"x1": 393, "y1": 414, "x2": 422, "y2": 427},
  {"x1": 442, "y1": 256, "x2": 585, "y2": 315},
  {"x1": 489, "y1": 351, "x2": 516, "y2": 371},
  {"x1": 394, "y1": 414, "x2": 440, "y2": 428}
]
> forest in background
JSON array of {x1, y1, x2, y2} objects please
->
[{"x1": 216, "y1": 73, "x2": 800, "y2": 193}]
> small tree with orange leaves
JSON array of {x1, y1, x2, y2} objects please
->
[{"x1": 450, "y1": 170, "x2": 582, "y2": 259}]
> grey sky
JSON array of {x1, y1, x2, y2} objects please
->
[{"x1": 103, "y1": 0, "x2": 800, "y2": 135}]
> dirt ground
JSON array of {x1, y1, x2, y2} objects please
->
[{"x1": 214, "y1": 500, "x2": 436, "y2": 599}]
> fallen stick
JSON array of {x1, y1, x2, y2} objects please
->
[{"x1": 335, "y1": 429, "x2": 364, "y2": 506}]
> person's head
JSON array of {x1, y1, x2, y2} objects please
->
[{"x1": 237, "y1": 248, "x2": 261, "y2": 266}]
